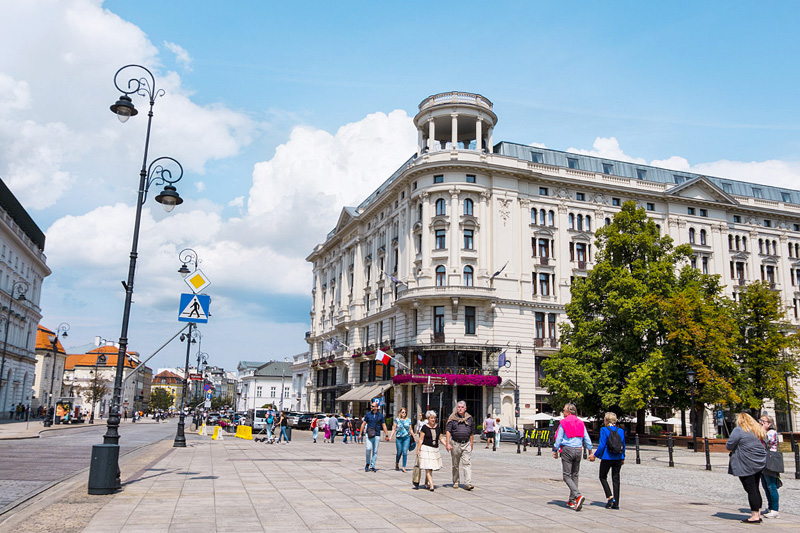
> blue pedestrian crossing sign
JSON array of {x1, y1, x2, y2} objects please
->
[{"x1": 178, "y1": 293, "x2": 210, "y2": 323}]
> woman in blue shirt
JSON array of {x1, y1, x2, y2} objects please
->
[
  {"x1": 589, "y1": 412, "x2": 625, "y2": 509},
  {"x1": 391, "y1": 407, "x2": 414, "y2": 472}
]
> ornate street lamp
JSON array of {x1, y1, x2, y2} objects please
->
[
  {"x1": 0, "y1": 281, "x2": 29, "y2": 418},
  {"x1": 178, "y1": 248, "x2": 201, "y2": 277},
  {"x1": 687, "y1": 369, "x2": 697, "y2": 453},
  {"x1": 174, "y1": 316, "x2": 201, "y2": 447},
  {"x1": 43, "y1": 323, "x2": 69, "y2": 427},
  {"x1": 89, "y1": 64, "x2": 186, "y2": 496},
  {"x1": 515, "y1": 343, "x2": 521, "y2": 432}
]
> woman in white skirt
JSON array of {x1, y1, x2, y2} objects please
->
[{"x1": 415, "y1": 410, "x2": 444, "y2": 491}]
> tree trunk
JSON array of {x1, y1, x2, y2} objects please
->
[
  {"x1": 680, "y1": 410, "x2": 687, "y2": 436},
  {"x1": 636, "y1": 407, "x2": 645, "y2": 435}
]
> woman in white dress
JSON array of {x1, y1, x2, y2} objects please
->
[{"x1": 415, "y1": 410, "x2": 444, "y2": 491}]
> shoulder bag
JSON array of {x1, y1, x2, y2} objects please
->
[
  {"x1": 412, "y1": 455, "x2": 421, "y2": 487},
  {"x1": 765, "y1": 447, "x2": 784, "y2": 474}
]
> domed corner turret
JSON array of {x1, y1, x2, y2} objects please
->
[{"x1": 413, "y1": 91, "x2": 498, "y2": 156}]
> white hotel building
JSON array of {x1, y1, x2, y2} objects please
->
[{"x1": 306, "y1": 91, "x2": 800, "y2": 435}]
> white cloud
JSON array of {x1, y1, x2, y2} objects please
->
[
  {"x1": 0, "y1": 0, "x2": 255, "y2": 210},
  {"x1": 195, "y1": 181, "x2": 206, "y2": 192},
  {"x1": 164, "y1": 41, "x2": 192, "y2": 72},
  {"x1": 228, "y1": 196, "x2": 244, "y2": 208},
  {"x1": 567, "y1": 137, "x2": 647, "y2": 164}
]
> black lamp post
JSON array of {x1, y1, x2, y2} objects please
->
[
  {"x1": 515, "y1": 343, "x2": 521, "y2": 432},
  {"x1": 43, "y1": 323, "x2": 69, "y2": 427},
  {"x1": 88, "y1": 64, "x2": 185, "y2": 496},
  {"x1": 174, "y1": 322, "x2": 201, "y2": 447},
  {"x1": 0, "y1": 281, "x2": 29, "y2": 418},
  {"x1": 785, "y1": 371, "x2": 796, "y2": 449},
  {"x1": 178, "y1": 248, "x2": 200, "y2": 277},
  {"x1": 687, "y1": 369, "x2": 697, "y2": 452}
]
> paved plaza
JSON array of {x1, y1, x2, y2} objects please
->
[{"x1": 1, "y1": 424, "x2": 798, "y2": 532}]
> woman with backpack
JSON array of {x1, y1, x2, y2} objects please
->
[{"x1": 589, "y1": 411, "x2": 625, "y2": 509}]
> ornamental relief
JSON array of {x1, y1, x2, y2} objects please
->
[{"x1": 498, "y1": 198, "x2": 513, "y2": 225}]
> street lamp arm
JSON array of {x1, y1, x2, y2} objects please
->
[
  {"x1": 113, "y1": 64, "x2": 163, "y2": 105},
  {"x1": 141, "y1": 157, "x2": 184, "y2": 205}
]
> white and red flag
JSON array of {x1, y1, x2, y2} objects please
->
[{"x1": 375, "y1": 349, "x2": 392, "y2": 365}]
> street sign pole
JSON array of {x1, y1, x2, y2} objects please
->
[{"x1": 173, "y1": 322, "x2": 193, "y2": 447}]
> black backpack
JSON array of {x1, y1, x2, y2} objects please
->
[{"x1": 606, "y1": 427, "x2": 624, "y2": 454}]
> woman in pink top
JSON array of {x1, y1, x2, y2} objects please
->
[{"x1": 483, "y1": 414, "x2": 496, "y2": 449}]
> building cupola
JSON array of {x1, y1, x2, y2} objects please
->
[{"x1": 413, "y1": 91, "x2": 498, "y2": 156}]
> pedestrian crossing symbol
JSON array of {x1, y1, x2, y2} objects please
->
[{"x1": 178, "y1": 293, "x2": 211, "y2": 323}]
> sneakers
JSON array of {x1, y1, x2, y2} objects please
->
[
  {"x1": 369, "y1": 467, "x2": 377, "y2": 472},
  {"x1": 611, "y1": 501, "x2": 619, "y2": 510},
  {"x1": 364, "y1": 464, "x2": 370, "y2": 472},
  {"x1": 464, "y1": 484, "x2": 474, "y2": 491},
  {"x1": 574, "y1": 495, "x2": 585, "y2": 512},
  {"x1": 453, "y1": 483, "x2": 459, "y2": 489},
  {"x1": 763, "y1": 510, "x2": 780, "y2": 519},
  {"x1": 605, "y1": 499, "x2": 614, "y2": 509},
  {"x1": 567, "y1": 501, "x2": 576, "y2": 510}
]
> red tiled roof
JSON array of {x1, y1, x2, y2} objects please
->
[
  {"x1": 153, "y1": 370, "x2": 184, "y2": 384},
  {"x1": 65, "y1": 347, "x2": 137, "y2": 371},
  {"x1": 36, "y1": 325, "x2": 66, "y2": 354}
]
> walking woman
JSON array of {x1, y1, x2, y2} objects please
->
[
  {"x1": 589, "y1": 412, "x2": 625, "y2": 509},
  {"x1": 759, "y1": 415, "x2": 782, "y2": 519},
  {"x1": 392, "y1": 407, "x2": 414, "y2": 472},
  {"x1": 415, "y1": 410, "x2": 444, "y2": 491},
  {"x1": 277, "y1": 411, "x2": 290, "y2": 444},
  {"x1": 727, "y1": 412, "x2": 767, "y2": 524}
]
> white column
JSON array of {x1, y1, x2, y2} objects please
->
[
  {"x1": 417, "y1": 129, "x2": 424, "y2": 156},
  {"x1": 450, "y1": 189, "x2": 460, "y2": 268},
  {"x1": 479, "y1": 192, "x2": 490, "y2": 276},
  {"x1": 475, "y1": 118, "x2": 483, "y2": 151},
  {"x1": 487, "y1": 127, "x2": 493, "y2": 150},
  {"x1": 451, "y1": 114, "x2": 458, "y2": 150},
  {"x1": 428, "y1": 119, "x2": 435, "y2": 151}
]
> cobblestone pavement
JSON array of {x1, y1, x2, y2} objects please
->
[
  {"x1": 51, "y1": 430, "x2": 796, "y2": 532},
  {"x1": 0, "y1": 418, "x2": 178, "y2": 514}
]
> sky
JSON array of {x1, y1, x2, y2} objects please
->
[{"x1": 3, "y1": 0, "x2": 800, "y2": 373}]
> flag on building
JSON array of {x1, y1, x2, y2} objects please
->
[
  {"x1": 375, "y1": 348, "x2": 392, "y2": 365},
  {"x1": 323, "y1": 340, "x2": 334, "y2": 352},
  {"x1": 383, "y1": 271, "x2": 405, "y2": 285},
  {"x1": 498, "y1": 350, "x2": 507, "y2": 369},
  {"x1": 489, "y1": 261, "x2": 508, "y2": 281},
  {"x1": 416, "y1": 353, "x2": 423, "y2": 366}
]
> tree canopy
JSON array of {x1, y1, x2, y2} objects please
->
[{"x1": 150, "y1": 388, "x2": 175, "y2": 411}]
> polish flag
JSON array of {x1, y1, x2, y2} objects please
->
[{"x1": 375, "y1": 349, "x2": 391, "y2": 365}]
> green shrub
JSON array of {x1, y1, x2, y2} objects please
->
[{"x1": 648, "y1": 424, "x2": 663, "y2": 435}]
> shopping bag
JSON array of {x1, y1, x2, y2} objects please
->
[{"x1": 412, "y1": 455, "x2": 421, "y2": 487}]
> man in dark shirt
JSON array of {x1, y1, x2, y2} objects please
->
[
  {"x1": 360, "y1": 401, "x2": 390, "y2": 471},
  {"x1": 445, "y1": 401, "x2": 475, "y2": 490}
]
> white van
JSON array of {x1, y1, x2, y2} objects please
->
[{"x1": 246, "y1": 408, "x2": 270, "y2": 430}]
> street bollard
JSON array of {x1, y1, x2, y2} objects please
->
[
  {"x1": 704, "y1": 437, "x2": 712, "y2": 471},
  {"x1": 635, "y1": 433, "x2": 641, "y2": 465},
  {"x1": 523, "y1": 431, "x2": 527, "y2": 452},
  {"x1": 537, "y1": 435, "x2": 542, "y2": 456},
  {"x1": 517, "y1": 436, "x2": 521, "y2": 454},
  {"x1": 667, "y1": 434, "x2": 674, "y2": 467},
  {"x1": 492, "y1": 434, "x2": 496, "y2": 452}
]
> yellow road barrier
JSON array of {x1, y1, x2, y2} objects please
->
[{"x1": 235, "y1": 425, "x2": 253, "y2": 440}]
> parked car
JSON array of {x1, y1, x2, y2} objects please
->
[
  {"x1": 206, "y1": 413, "x2": 221, "y2": 426},
  {"x1": 479, "y1": 426, "x2": 520, "y2": 442},
  {"x1": 291, "y1": 413, "x2": 316, "y2": 430}
]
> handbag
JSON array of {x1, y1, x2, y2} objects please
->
[
  {"x1": 765, "y1": 449, "x2": 784, "y2": 474},
  {"x1": 412, "y1": 455, "x2": 421, "y2": 487},
  {"x1": 367, "y1": 426, "x2": 376, "y2": 439},
  {"x1": 409, "y1": 439, "x2": 417, "y2": 452}
]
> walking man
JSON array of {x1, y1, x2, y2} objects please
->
[
  {"x1": 552, "y1": 403, "x2": 593, "y2": 511},
  {"x1": 328, "y1": 413, "x2": 339, "y2": 443},
  {"x1": 445, "y1": 401, "x2": 475, "y2": 491},
  {"x1": 361, "y1": 400, "x2": 390, "y2": 471}
]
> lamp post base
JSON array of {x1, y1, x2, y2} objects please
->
[
  {"x1": 87, "y1": 444, "x2": 121, "y2": 495},
  {"x1": 173, "y1": 413, "x2": 187, "y2": 447}
]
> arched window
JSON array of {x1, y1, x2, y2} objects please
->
[
  {"x1": 795, "y1": 243, "x2": 799, "y2": 257},
  {"x1": 548, "y1": 210, "x2": 555, "y2": 226},
  {"x1": 773, "y1": 240, "x2": 778, "y2": 255},
  {"x1": 418, "y1": 203, "x2": 423, "y2": 221},
  {"x1": 736, "y1": 236, "x2": 741, "y2": 251},
  {"x1": 435, "y1": 265, "x2": 446, "y2": 286},
  {"x1": 728, "y1": 235, "x2": 734, "y2": 250},
  {"x1": 742, "y1": 237, "x2": 747, "y2": 252},
  {"x1": 759, "y1": 239, "x2": 764, "y2": 254},
  {"x1": 689, "y1": 227, "x2": 696, "y2": 244},
  {"x1": 463, "y1": 266, "x2": 474, "y2": 286},
  {"x1": 569, "y1": 213, "x2": 575, "y2": 229},
  {"x1": 577, "y1": 214, "x2": 584, "y2": 231},
  {"x1": 790, "y1": 243, "x2": 794, "y2": 258},
  {"x1": 539, "y1": 210, "x2": 546, "y2": 225},
  {"x1": 435, "y1": 198, "x2": 446, "y2": 216},
  {"x1": 700, "y1": 229, "x2": 707, "y2": 245},
  {"x1": 586, "y1": 215, "x2": 592, "y2": 232},
  {"x1": 531, "y1": 207, "x2": 537, "y2": 224},
  {"x1": 605, "y1": 218, "x2": 611, "y2": 226},
  {"x1": 464, "y1": 198, "x2": 474, "y2": 216}
]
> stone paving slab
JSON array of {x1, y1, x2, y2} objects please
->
[{"x1": 74, "y1": 432, "x2": 800, "y2": 532}]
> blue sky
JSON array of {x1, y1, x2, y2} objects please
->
[{"x1": 2, "y1": 0, "x2": 800, "y2": 372}]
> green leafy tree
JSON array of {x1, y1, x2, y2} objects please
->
[
  {"x1": 542, "y1": 201, "x2": 692, "y2": 432},
  {"x1": 733, "y1": 281, "x2": 800, "y2": 414},
  {"x1": 81, "y1": 377, "x2": 110, "y2": 414},
  {"x1": 211, "y1": 395, "x2": 233, "y2": 410},
  {"x1": 660, "y1": 268, "x2": 740, "y2": 433},
  {"x1": 150, "y1": 388, "x2": 175, "y2": 411}
]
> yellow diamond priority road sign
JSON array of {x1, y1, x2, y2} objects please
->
[{"x1": 184, "y1": 269, "x2": 211, "y2": 293}]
